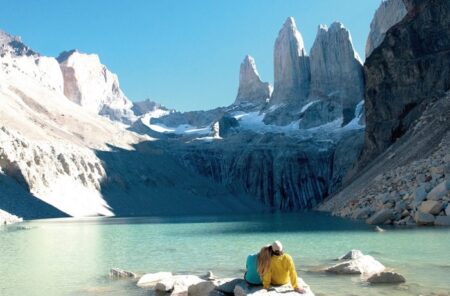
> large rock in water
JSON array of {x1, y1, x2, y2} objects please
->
[
  {"x1": 234, "y1": 55, "x2": 272, "y2": 106},
  {"x1": 57, "y1": 50, "x2": 136, "y2": 124},
  {"x1": 365, "y1": 0, "x2": 407, "y2": 58},
  {"x1": 271, "y1": 17, "x2": 310, "y2": 106},
  {"x1": 309, "y1": 22, "x2": 364, "y2": 125},
  {"x1": 326, "y1": 251, "x2": 385, "y2": 275},
  {"x1": 137, "y1": 272, "x2": 173, "y2": 287},
  {"x1": 367, "y1": 271, "x2": 406, "y2": 284},
  {"x1": 357, "y1": 0, "x2": 450, "y2": 171}
]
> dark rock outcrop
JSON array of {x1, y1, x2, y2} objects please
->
[
  {"x1": 357, "y1": 0, "x2": 450, "y2": 172},
  {"x1": 365, "y1": 0, "x2": 407, "y2": 58}
]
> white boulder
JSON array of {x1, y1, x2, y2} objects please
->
[
  {"x1": 137, "y1": 272, "x2": 173, "y2": 287},
  {"x1": 326, "y1": 251, "x2": 385, "y2": 275}
]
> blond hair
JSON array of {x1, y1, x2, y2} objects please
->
[{"x1": 257, "y1": 246, "x2": 272, "y2": 276}]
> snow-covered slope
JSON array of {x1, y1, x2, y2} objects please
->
[{"x1": 0, "y1": 30, "x2": 267, "y2": 220}]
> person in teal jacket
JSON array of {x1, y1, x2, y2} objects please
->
[{"x1": 244, "y1": 245, "x2": 272, "y2": 285}]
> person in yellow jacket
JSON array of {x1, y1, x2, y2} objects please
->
[{"x1": 262, "y1": 241, "x2": 306, "y2": 294}]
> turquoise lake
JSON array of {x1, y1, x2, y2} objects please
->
[{"x1": 0, "y1": 212, "x2": 449, "y2": 296}]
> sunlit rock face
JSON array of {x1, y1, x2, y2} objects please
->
[
  {"x1": 271, "y1": 17, "x2": 310, "y2": 106},
  {"x1": 234, "y1": 55, "x2": 272, "y2": 106},
  {"x1": 57, "y1": 50, "x2": 136, "y2": 124},
  {"x1": 309, "y1": 22, "x2": 364, "y2": 125},
  {"x1": 365, "y1": 0, "x2": 407, "y2": 58}
]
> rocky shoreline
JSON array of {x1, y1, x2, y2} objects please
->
[
  {"x1": 109, "y1": 250, "x2": 407, "y2": 295},
  {"x1": 329, "y1": 125, "x2": 450, "y2": 227}
]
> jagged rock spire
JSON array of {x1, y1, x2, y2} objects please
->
[
  {"x1": 309, "y1": 22, "x2": 364, "y2": 125},
  {"x1": 234, "y1": 55, "x2": 271, "y2": 105},
  {"x1": 271, "y1": 17, "x2": 310, "y2": 106}
]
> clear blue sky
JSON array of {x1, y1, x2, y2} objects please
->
[{"x1": 0, "y1": 0, "x2": 380, "y2": 111}]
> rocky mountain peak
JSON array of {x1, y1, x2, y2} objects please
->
[
  {"x1": 271, "y1": 17, "x2": 310, "y2": 106},
  {"x1": 365, "y1": 0, "x2": 407, "y2": 58},
  {"x1": 0, "y1": 30, "x2": 36, "y2": 57},
  {"x1": 57, "y1": 49, "x2": 135, "y2": 124},
  {"x1": 309, "y1": 21, "x2": 364, "y2": 125},
  {"x1": 234, "y1": 55, "x2": 271, "y2": 105}
]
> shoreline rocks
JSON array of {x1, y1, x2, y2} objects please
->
[{"x1": 131, "y1": 271, "x2": 314, "y2": 296}]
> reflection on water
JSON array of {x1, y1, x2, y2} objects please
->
[{"x1": 0, "y1": 212, "x2": 449, "y2": 296}]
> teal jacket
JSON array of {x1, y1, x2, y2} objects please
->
[{"x1": 244, "y1": 254, "x2": 262, "y2": 285}]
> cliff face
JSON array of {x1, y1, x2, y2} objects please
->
[
  {"x1": 365, "y1": 0, "x2": 407, "y2": 58},
  {"x1": 357, "y1": 0, "x2": 450, "y2": 171},
  {"x1": 57, "y1": 50, "x2": 136, "y2": 124},
  {"x1": 320, "y1": 0, "x2": 450, "y2": 227},
  {"x1": 309, "y1": 22, "x2": 364, "y2": 125},
  {"x1": 166, "y1": 130, "x2": 363, "y2": 210}
]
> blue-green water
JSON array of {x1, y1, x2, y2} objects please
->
[{"x1": 0, "y1": 212, "x2": 449, "y2": 296}]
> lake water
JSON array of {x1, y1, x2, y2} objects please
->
[{"x1": 0, "y1": 212, "x2": 449, "y2": 296}]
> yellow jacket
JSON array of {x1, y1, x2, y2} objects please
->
[{"x1": 262, "y1": 254, "x2": 298, "y2": 289}]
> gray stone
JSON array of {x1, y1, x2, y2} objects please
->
[
  {"x1": 309, "y1": 22, "x2": 364, "y2": 124},
  {"x1": 109, "y1": 268, "x2": 137, "y2": 279},
  {"x1": 427, "y1": 180, "x2": 450, "y2": 201},
  {"x1": 298, "y1": 99, "x2": 342, "y2": 129},
  {"x1": 413, "y1": 185, "x2": 427, "y2": 205},
  {"x1": 215, "y1": 278, "x2": 247, "y2": 294},
  {"x1": 366, "y1": 209, "x2": 394, "y2": 225},
  {"x1": 271, "y1": 17, "x2": 310, "y2": 105},
  {"x1": 188, "y1": 280, "x2": 218, "y2": 296},
  {"x1": 365, "y1": 0, "x2": 407, "y2": 57},
  {"x1": 235, "y1": 55, "x2": 271, "y2": 106},
  {"x1": 446, "y1": 204, "x2": 450, "y2": 216},
  {"x1": 352, "y1": 207, "x2": 373, "y2": 220},
  {"x1": 233, "y1": 277, "x2": 314, "y2": 296},
  {"x1": 434, "y1": 216, "x2": 450, "y2": 226},
  {"x1": 367, "y1": 271, "x2": 406, "y2": 284},
  {"x1": 156, "y1": 278, "x2": 175, "y2": 292},
  {"x1": 414, "y1": 211, "x2": 435, "y2": 225},
  {"x1": 418, "y1": 200, "x2": 444, "y2": 215}
]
